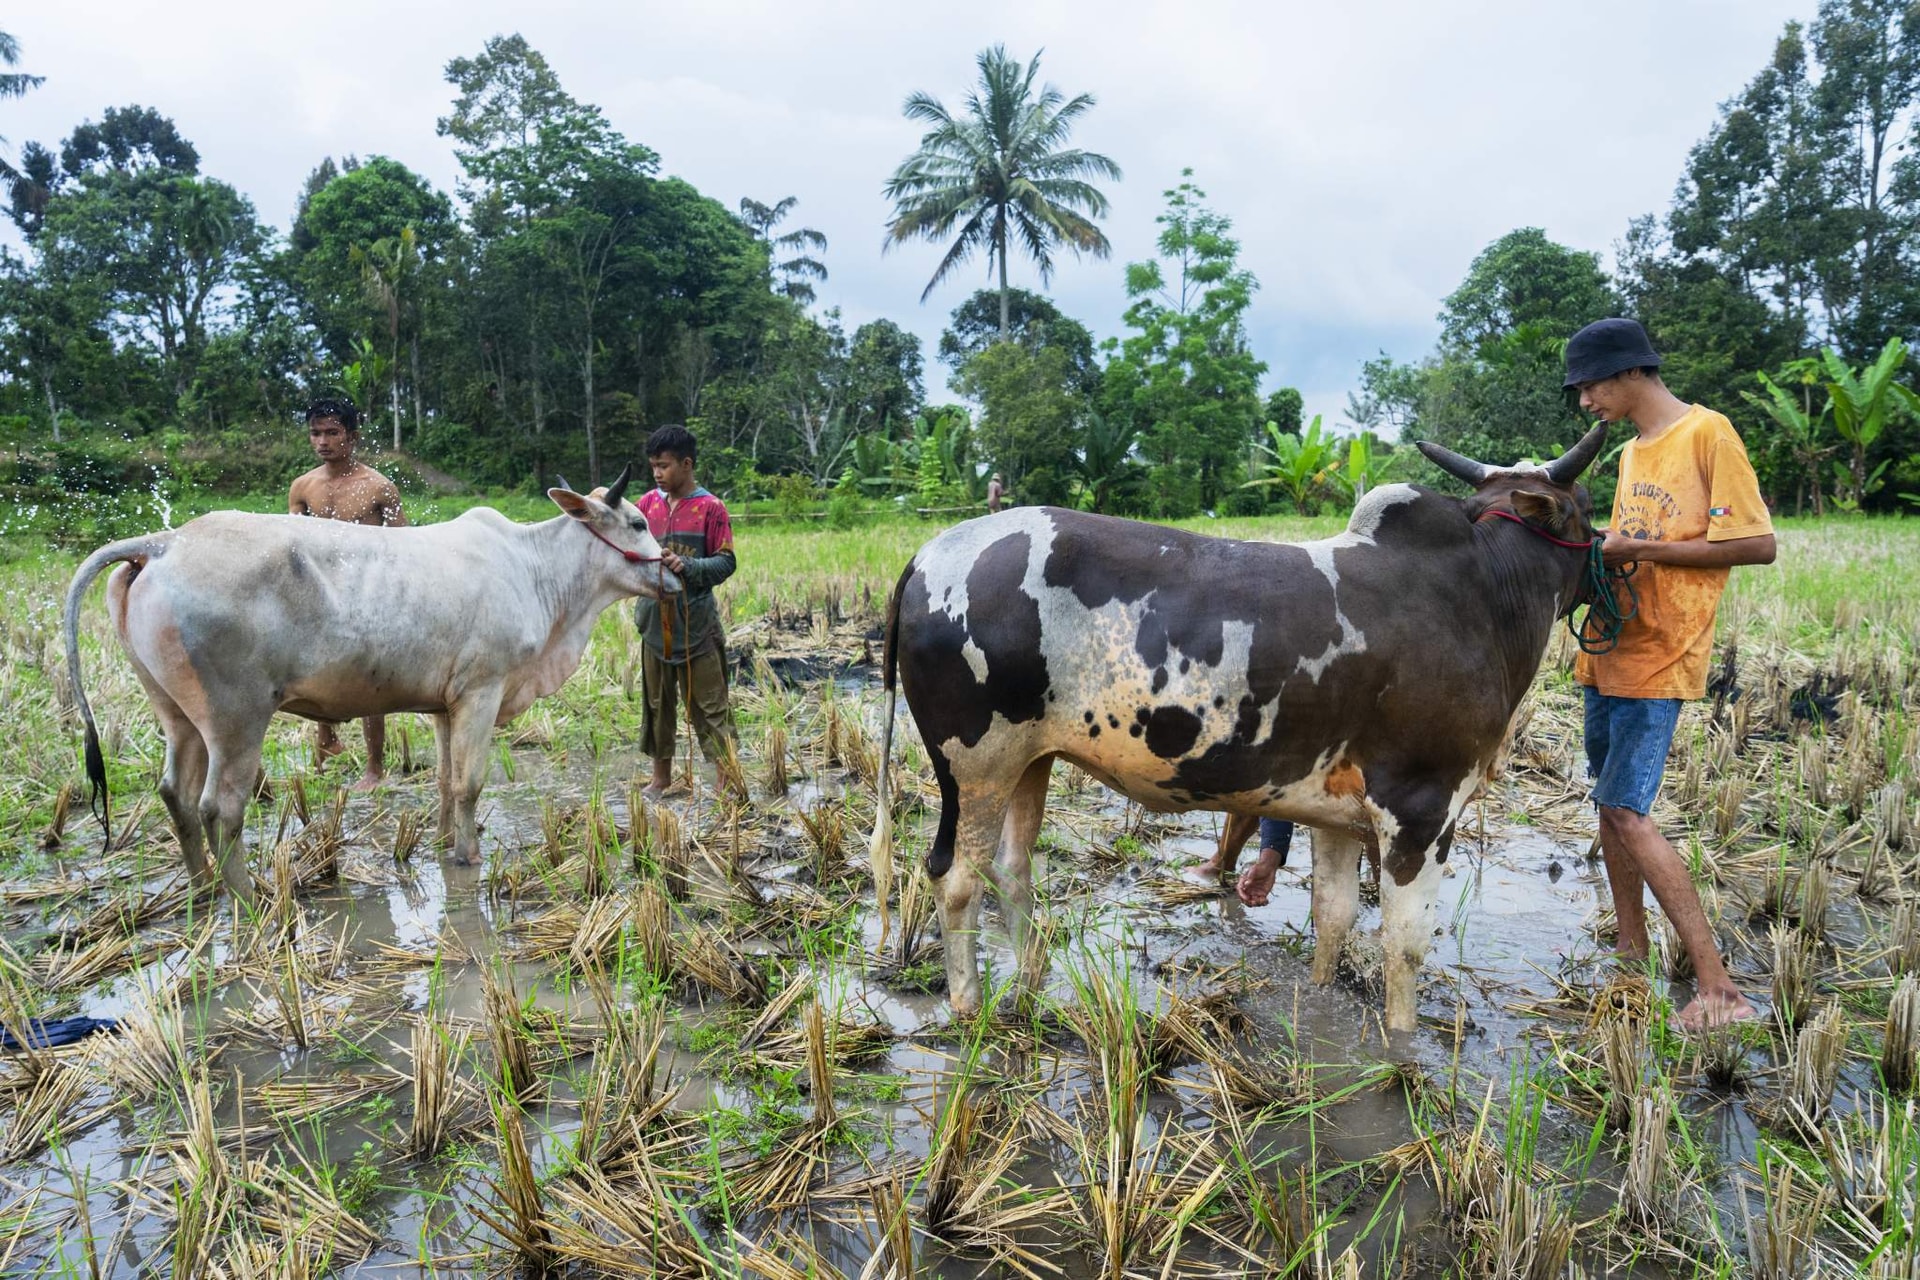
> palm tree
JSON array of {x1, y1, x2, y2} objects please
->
[
  {"x1": 350, "y1": 226, "x2": 421, "y2": 449},
  {"x1": 0, "y1": 30, "x2": 46, "y2": 201},
  {"x1": 884, "y1": 45, "x2": 1121, "y2": 340},
  {"x1": 739, "y1": 196, "x2": 828, "y2": 305}
]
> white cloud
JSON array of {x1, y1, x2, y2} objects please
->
[{"x1": 6, "y1": 0, "x2": 1806, "y2": 424}]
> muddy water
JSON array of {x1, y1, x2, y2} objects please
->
[{"x1": 5, "y1": 697, "x2": 1847, "y2": 1278}]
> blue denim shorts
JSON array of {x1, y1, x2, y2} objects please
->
[{"x1": 1584, "y1": 687, "x2": 1683, "y2": 815}]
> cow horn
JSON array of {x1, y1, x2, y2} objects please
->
[
  {"x1": 1543, "y1": 423, "x2": 1609, "y2": 485},
  {"x1": 555, "y1": 474, "x2": 574, "y2": 494},
  {"x1": 1415, "y1": 441, "x2": 1494, "y2": 486},
  {"x1": 603, "y1": 462, "x2": 633, "y2": 506}
]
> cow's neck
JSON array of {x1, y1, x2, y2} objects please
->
[
  {"x1": 1472, "y1": 520, "x2": 1585, "y2": 703},
  {"x1": 506, "y1": 517, "x2": 640, "y2": 709}
]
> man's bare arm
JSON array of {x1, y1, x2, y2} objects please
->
[
  {"x1": 379, "y1": 481, "x2": 408, "y2": 527},
  {"x1": 1602, "y1": 531, "x2": 1776, "y2": 569},
  {"x1": 288, "y1": 478, "x2": 310, "y2": 515}
]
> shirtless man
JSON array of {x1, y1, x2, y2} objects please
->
[{"x1": 288, "y1": 395, "x2": 406, "y2": 790}]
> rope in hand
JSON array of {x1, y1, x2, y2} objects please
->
[
  {"x1": 1570, "y1": 539, "x2": 1638, "y2": 655},
  {"x1": 581, "y1": 518, "x2": 698, "y2": 786},
  {"x1": 1476, "y1": 509, "x2": 1639, "y2": 655}
]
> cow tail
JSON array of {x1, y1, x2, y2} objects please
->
[
  {"x1": 63, "y1": 534, "x2": 167, "y2": 846},
  {"x1": 867, "y1": 562, "x2": 911, "y2": 951}
]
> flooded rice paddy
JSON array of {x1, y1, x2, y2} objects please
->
[{"x1": 2, "y1": 516, "x2": 1918, "y2": 1277}]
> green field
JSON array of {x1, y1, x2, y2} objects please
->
[{"x1": 0, "y1": 503, "x2": 1917, "y2": 1277}]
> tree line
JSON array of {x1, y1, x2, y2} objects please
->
[
  {"x1": 1358, "y1": 2, "x2": 1920, "y2": 515},
  {"x1": 4, "y1": 9, "x2": 1920, "y2": 519}
]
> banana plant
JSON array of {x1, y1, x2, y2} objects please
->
[
  {"x1": 1243, "y1": 414, "x2": 1341, "y2": 515},
  {"x1": 1820, "y1": 337, "x2": 1920, "y2": 510},
  {"x1": 1322, "y1": 429, "x2": 1399, "y2": 507},
  {"x1": 1742, "y1": 359, "x2": 1833, "y2": 516},
  {"x1": 337, "y1": 337, "x2": 390, "y2": 430}
]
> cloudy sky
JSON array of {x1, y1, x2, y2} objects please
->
[{"x1": 7, "y1": 0, "x2": 1809, "y2": 425}]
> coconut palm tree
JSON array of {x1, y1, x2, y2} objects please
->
[
  {"x1": 884, "y1": 45, "x2": 1120, "y2": 340},
  {"x1": 739, "y1": 196, "x2": 828, "y2": 305},
  {"x1": 351, "y1": 226, "x2": 421, "y2": 448}
]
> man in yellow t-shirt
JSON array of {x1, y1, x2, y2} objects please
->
[{"x1": 1567, "y1": 318, "x2": 1776, "y2": 1031}]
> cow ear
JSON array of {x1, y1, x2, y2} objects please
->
[
  {"x1": 549, "y1": 488, "x2": 602, "y2": 522},
  {"x1": 1510, "y1": 488, "x2": 1572, "y2": 533}
]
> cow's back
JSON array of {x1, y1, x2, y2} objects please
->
[
  {"x1": 119, "y1": 510, "x2": 544, "y2": 715},
  {"x1": 896, "y1": 491, "x2": 1498, "y2": 817}
]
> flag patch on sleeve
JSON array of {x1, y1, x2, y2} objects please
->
[{"x1": 1708, "y1": 506, "x2": 1732, "y2": 518}]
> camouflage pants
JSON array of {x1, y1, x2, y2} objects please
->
[{"x1": 641, "y1": 646, "x2": 737, "y2": 763}]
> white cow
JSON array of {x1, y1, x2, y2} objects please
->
[{"x1": 61, "y1": 468, "x2": 678, "y2": 898}]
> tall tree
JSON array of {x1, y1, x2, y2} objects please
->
[
  {"x1": 437, "y1": 35, "x2": 662, "y2": 484},
  {"x1": 287, "y1": 155, "x2": 455, "y2": 363},
  {"x1": 35, "y1": 110, "x2": 263, "y2": 401},
  {"x1": 937, "y1": 285, "x2": 1100, "y2": 394},
  {"x1": 0, "y1": 29, "x2": 45, "y2": 203},
  {"x1": 351, "y1": 227, "x2": 421, "y2": 448},
  {"x1": 1101, "y1": 172, "x2": 1266, "y2": 516},
  {"x1": 1439, "y1": 228, "x2": 1621, "y2": 354},
  {"x1": 738, "y1": 196, "x2": 827, "y2": 304},
  {"x1": 1811, "y1": 0, "x2": 1920, "y2": 351},
  {"x1": 884, "y1": 45, "x2": 1121, "y2": 338},
  {"x1": 959, "y1": 339, "x2": 1081, "y2": 505},
  {"x1": 845, "y1": 318, "x2": 924, "y2": 437}
]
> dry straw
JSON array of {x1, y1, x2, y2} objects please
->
[
  {"x1": 763, "y1": 720, "x2": 790, "y2": 797},
  {"x1": 1883, "y1": 974, "x2": 1920, "y2": 1094},
  {"x1": 1771, "y1": 923, "x2": 1818, "y2": 1032},
  {"x1": 1783, "y1": 1001, "x2": 1848, "y2": 1132},
  {"x1": 1800, "y1": 854, "x2": 1835, "y2": 941},
  {"x1": 1893, "y1": 901, "x2": 1920, "y2": 977},
  {"x1": 1620, "y1": 1088, "x2": 1676, "y2": 1226},
  {"x1": 483, "y1": 965, "x2": 539, "y2": 1104},
  {"x1": 1742, "y1": 1159, "x2": 1833, "y2": 1280},
  {"x1": 403, "y1": 1015, "x2": 468, "y2": 1157},
  {"x1": 1599, "y1": 1011, "x2": 1649, "y2": 1132}
]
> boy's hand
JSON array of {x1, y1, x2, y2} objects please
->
[
  {"x1": 1599, "y1": 530, "x2": 1641, "y2": 569},
  {"x1": 661, "y1": 550, "x2": 686, "y2": 574}
]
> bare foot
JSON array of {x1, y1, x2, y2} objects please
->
[
  {"x1": 349, "y1": 771, "x2": 385, "y2": 794},
  {"x1": 1186, "y1": 856, "x2": 1230, "y2": 886},
  {"x1": 1236, "y1": 849, "x2": 1283, "y2": 907},
  {"x1": 1613, "y1": 945, "x2": 1651, "y2": 964},
  {"x1": 644, "y1": 758, "x2": 675, "y2": 803},
  {"x1": 1676, "y1": 990, "x2": 1758, "y2": 1032},
  {"x1": 314, "y1": 738, "x2": 348, "y2": 766}
]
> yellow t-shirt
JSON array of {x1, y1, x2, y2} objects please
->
[{"x1": 1574, "y1": 406, "x2": 1773, "y2": 700}]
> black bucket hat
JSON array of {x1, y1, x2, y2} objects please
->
[{"x1": 1564, "y1": 317, "x2": 1662, "y2": 388}]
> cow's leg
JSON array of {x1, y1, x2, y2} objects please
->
[
  {"x1": 198, "y1": 719, "x2": 272, "y2": 906},
  {"x1": 1378, "y1": 810, "x2": 1457, "y2": 1033},
  {"x1": 446, "y1": 696, "x2": 502, "y2": 868},
  {"x1": 116, "y1": 633, "x2": 212, "y2": 887},
  {"x1": 997, "y1": 757, "x2": 1053, "y2": 995},
  {"x1": 431, "y1": 712, "x2": 453, "y2": 842},
  {"x1": 1308, "y1": 826, "x2": 1365, "y2": 984},
  {"x1": 936, "y1": 793, "x2": 1014, "y2": 1018},
  {"x1": 156, "y1": 703, "x2": 212, "y2": 888}
]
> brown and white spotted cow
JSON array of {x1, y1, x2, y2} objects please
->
[{"x1": 870, "y1": 427, "x2": 1608, "y2": 1031}]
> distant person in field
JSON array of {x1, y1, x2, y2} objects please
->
[
  {"x1": 289, "y1": 394, "x2": 406, "y2": 791},
  {"x1": 987, "y1": 473, "x2": 1007, "y2": 513},
  {"x1": 633, "y1": 425, "x2": 740, "y2": 800},
  {"x1": 1566, "y1": 317, "x2": 1775, "y2": 1031}
]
